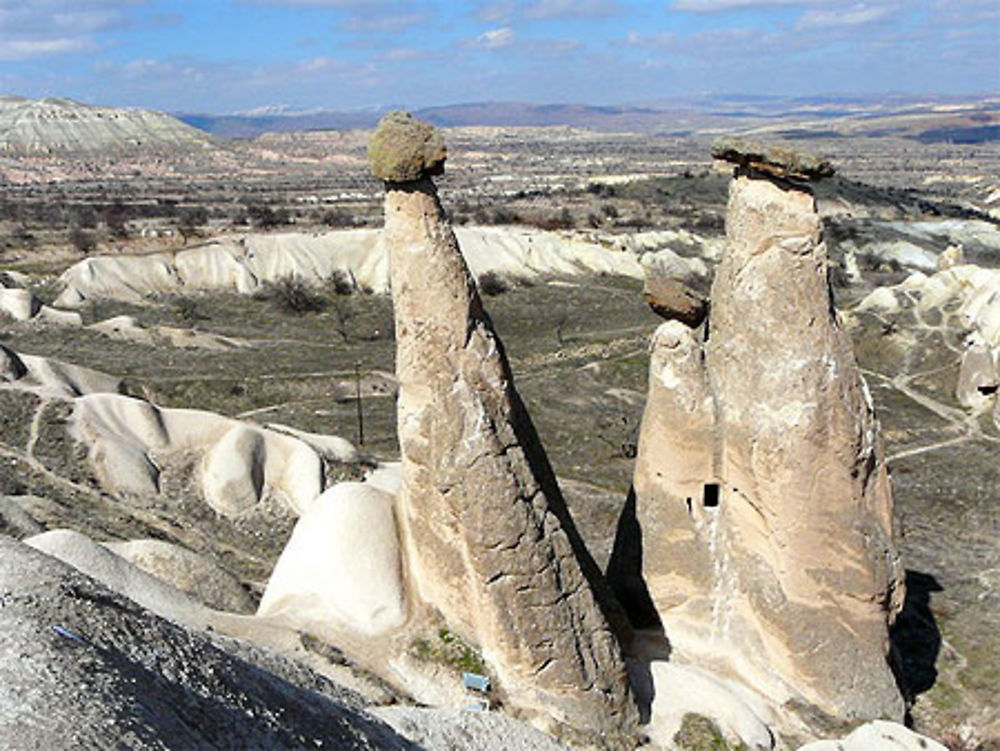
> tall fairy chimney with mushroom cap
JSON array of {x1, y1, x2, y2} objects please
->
[
  {"x1": 369, "y1": 110, "x2": 637, "y2": 745},
  {"x1": 619, "y1": 138, "x2": 906, "y2": 722}
]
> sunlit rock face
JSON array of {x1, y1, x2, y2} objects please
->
[
  {"x1": 373, "y1": 111, "x2": 637, "y2": 744},
  {"x1": 629, "y1": 156, "x2": 906, "y2": 722}
]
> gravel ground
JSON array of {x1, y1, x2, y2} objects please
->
[
  {"x1": 0, "y1": 535, "x2": 418, "y2": 751},
  {"x1": 373, "y1": 706, "x2": 571, "y2": 751}
]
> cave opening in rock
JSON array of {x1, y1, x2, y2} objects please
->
[
  {"x1": 977, "y1": 384, "x2": 998, "y2": 396},
  {"x1": 703, "y1": 483, "x2": 720, "y2": 508}
]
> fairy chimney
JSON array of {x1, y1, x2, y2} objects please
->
[
  {"x1": 621, "y1": 139, "x2": 905, "y2": 722},
  {"x1": 371, "y1": 111, "x2": 637, "y2": 744}
]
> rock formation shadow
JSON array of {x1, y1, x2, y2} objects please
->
[
  {"x1": 605, "y1": 488, "x2": 667, "y2": 727},
  {"x1": 509, "y1": 384, "x2": 636, "y2": 641},
  {"x1": 606, "y1": 486, "x2": 663, "y2": 633},
  {"x1": 890, "y1": 570, "x2": 943, "y2": 712}
]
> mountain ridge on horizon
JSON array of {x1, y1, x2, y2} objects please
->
[
  {"x1": 175, "y1": 94, "x2": 1000, "y2": 142},
  {"x1": 0, "y1": 93, "x2": 996, "y2": 154}
]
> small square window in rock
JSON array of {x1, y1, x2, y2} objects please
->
[{"x1": 702, "y1": 483, "x2": 720, "y2": 508}]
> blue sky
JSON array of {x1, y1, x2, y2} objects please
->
[{"x1": 0, "y1": 0, "x2": 997, "y2": 113}]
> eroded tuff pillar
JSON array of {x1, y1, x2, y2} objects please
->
[
  {"x1": 628, "y1": 140, "x2": 905, "y2": 721},
  {"x1": 370, "y1": 111, "x2": 636, "y2": 742}
]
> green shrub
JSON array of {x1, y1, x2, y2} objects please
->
[
  {"x1": 257, "y1": 275, "x2": 327, "y2": 315},
  {"x1": 673, "y1": 714, "x2": 747, "y2": 750},
  {"x1": 327, "y1": 269, "x2": 355, "y2": 296},
  {"x1": 69, "y1": 226, "x2": 96, "y2": 254},
  {"x1": 410, "y1": 628, "x2": 486, "y2": 675},
  {"x1": 478, "y1": 271, "x2": 510, "y2": 296},
  {"x1": 321, "y1": 209, "x2": 356, "y2": 228},
  {"x1": 173, "y1": 297, "x2": 209, "y2": 324}
]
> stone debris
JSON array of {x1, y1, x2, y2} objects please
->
[
  {"x1": 712, "y1": 137, "x2": 835, "y2": 182},
  {"x1": 376, "y1": 111, "x2": 637, "y2": 743}
]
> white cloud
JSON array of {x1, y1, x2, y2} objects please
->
[
  {"x1": 378, "y1": 47, "x2": 433, "y2": 61},
  {"x1": 469, "y1": 26, "x2": 515, "y2": 49},
  {"x1": 476, "y1": 0, "x2": 618, "y2": 22},
  {"x1": 0, "y1": 1, "x2": 143, "y2": 61},
  {"x1": 0, "y1": 1, "x2": 143, "y2": 32},
  {"x1": 297, "y1": 56, "x2": 334, "y2": 72},
  {"x1": 622, "y1": 30, "x2": 675, "y2": 47},
  {"x1": 670, "y1": 0, "x2": 906, "y2": 16},
  {"x1": 670, "y1": 0, "x2": 814, "y2": 11},
  {"x1": 640, "y1": 58, "x2": 671, "y2": 70},
  {"x1": 475, "y1": 1, "x2": 519, "y2": 23},
  {"x1": 796, "y1": 3, "x2": 898, "y2": 30},
  {"x1": 340, "y1": 11, "x2": 427, "y2": 32},
  {"x1": 524, "y1": 0, "x2": 619, "y2": 19},
  {"x1": 929, "y1": 0, "x2": 1000, "y2": 26},
  {"x1": 0, "y1": 37, "x2": 96, "y2": 61},
  {"x1": 236, "y1": 0, "x2": 393, "y2": 6}
]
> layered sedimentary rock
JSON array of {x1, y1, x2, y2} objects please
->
[
  {"x1": 371, "y1": 111, "x2": 635, "y2": 740},
  {"x1": 0, "y1": 95, "x2": 215, "y2": 157},
  {"x1": 628, "y1": 148, "x2": 905, "y2": 720}
]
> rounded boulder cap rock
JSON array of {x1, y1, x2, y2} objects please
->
[{"x1": 369, "y1": 110, "x2": 447, "y2": 183}]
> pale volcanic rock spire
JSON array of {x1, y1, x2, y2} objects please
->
[
  {"x1": 623, "y1": 139, "x2": 905, "y2": 722},
  {"x1": 370, "y1": 111, "x2": 637, "y2": 744}
]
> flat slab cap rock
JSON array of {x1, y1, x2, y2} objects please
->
[
  {"x1": 712, "y1": 136, "x2": 835, "y2": 182},
  {"x1": 369, "y1": 110, "x2": 446, "y2": 182}
]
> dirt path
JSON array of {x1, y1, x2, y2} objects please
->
[
  {"x1": 862, "y1": 363, "x2": 1000, "y2": 463},
  {"x1": 24, "y1": 396, "x2": 48, "y2": 457}
]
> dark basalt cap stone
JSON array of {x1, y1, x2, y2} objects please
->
[
  {"x1": 369, "y1": 110, "x2": 447, "y2": 183},
  {"x1": 712, "y1": 137, "x2": 835, "y2": 182}
]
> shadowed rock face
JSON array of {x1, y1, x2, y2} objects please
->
[
  {"x1": 373, "y1": 112, "x2": 636, "y2": 742},
  {"x1": 629, "y1": 167, "x2": 905, "y2": 722}
]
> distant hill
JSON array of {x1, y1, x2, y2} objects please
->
[
  {"x1": 176, "y1": 102, "x2": 683, "y2": 138},
  {"x1": 415, "y1": 102, "x2": 670, "y2": 130},
  {"x1": 176, "y1": 95, "x2": 1000, "y2": 142},
  {"x1": 0, "y1": 96, "x2": 217, "y2": 157},
  {"x1": 178, "y1": 110, "x2": 386, "y2": 140}
]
